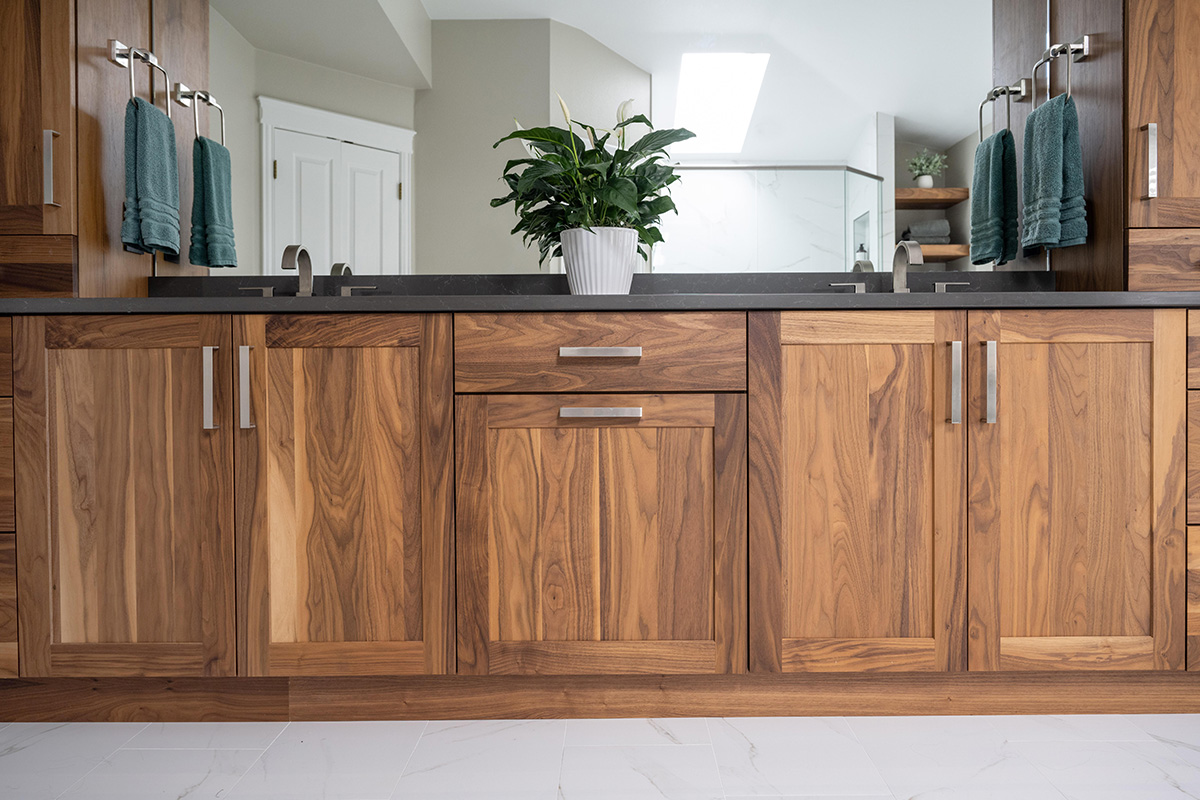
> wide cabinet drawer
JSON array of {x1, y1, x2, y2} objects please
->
[{"x1": 454, "y1": 311, "x2": 746, "y2": 392}]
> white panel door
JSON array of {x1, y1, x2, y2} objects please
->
[
  {"x1": 341, "y1": 142, "x2": 401, "y2": 275},
  {"x1": 271, "y1": 129, "x2": 342, "y2": 275}
]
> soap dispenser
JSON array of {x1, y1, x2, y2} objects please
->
[{"x1": 852, "y1": 244, "x2": 874, "y2": 273}]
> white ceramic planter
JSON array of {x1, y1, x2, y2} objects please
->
[
  {"x1": 560, "y1": 227, "x2": 637, "y2": 295},
  {"x1": 916, "y1": 174, "x2": 935, "y2": 189}
]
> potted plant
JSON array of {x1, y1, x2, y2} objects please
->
[
  {"x1": 492, "y1": 97, "x2": 695, "y2": 294},
  {"x1": 906, "y1": 148, "x2": 948, "y2": 189}
]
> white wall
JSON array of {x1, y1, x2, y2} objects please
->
[
  {"x1": 548, "y1": 21, "x2": 652, "y2": 135},
  {"x1": 208, "y1": 6, "x2": 417, "y2": 274}
]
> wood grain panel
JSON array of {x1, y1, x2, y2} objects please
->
[
  {"x1": 45, "y1": 314, "x2": 205, "y2": 349},
  {"x1": 49, "y1": 643, "x2": 207, "y2": 676},
  {"x1": 454, "y1": 312, "x2": 746, "y2": 392},
  {"x1": 1152, "y1": 309, "x2": 1187, "y2": 670},
  {"x1": 0, "y1": 678, "x2": 289, "y2": 721},
  {"x1": 487, "y1": 394, "x2": 715, "y2": 429},
  {"x1": 780, "y1": 310, "x2": 936, "y2": 344},
  {"x1": 0, "y1": 0, "x2": 45, "y2": 233},
  {"x1": 0, "y1": 400, "x2": 13, "y2": 531},
  {"x1": 237, "y1": 314, "x2": 453, "y2": 676},
  {"x1": 39, "y1": 0, "x2": 76, "y2": 235},
  {"x1": 1189, "y1": 527, "x2": 1200, "y2": 670},
  {"x1": 1190, "y1": 394, "x2": 1200, "y2": 524},
  {"x1": 996, "y1": 310, "x2": 1156, "y2": 343},
  {"x1": 455, "y1": 394, "x2": 491, "y2": 674},
  {"x1": 0, "y1": 535, "x2": 14, "y2": 677},
  {"x1": 894, "y1": 187, "x2": 969, "y2": 210},
  {"x1": 748, "y1": 312, "x2": 784, "y2": 672},
  {"x1": 265, "y1": 315, "x2": 422, "y2": 349},
  {"x1": 0, "y1": 318, "x2": 12, "y2": 395},
  {"x1": 781, "y1": 638, "x2": 938, "y2": 672},
  {"x1": 486, "y1": 641, "x2": 717, "y2": 675},
  {"x1": 1129, "y1": 229, "x2": 1200, "y2": 291},
  {"x1": 1190, "y1": 311, "x2": 1200, "y2": 388},
  {"x1": 999, "y1": 637, "x2": 1156, "y2": 670},
  {"x1": 0, "y1": 235, "x2": 76, "y2": 297}
]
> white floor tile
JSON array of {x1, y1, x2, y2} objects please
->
[
  {"x1": 123, "y1": 722, "x2": 288, "y2": 750},
  {"x1": 1014, "y1": 739, "x2": 1200, "y2": 800},
  {"x1": 564, "y1": 718, "x2": 711, "y2": 746},
  {"x1": 224, "y1": 721, "x2": 424, "y2": 800},
  {"x1": 58, "y1": 748, "x2": 263, "y2": 799},
  {"x1": 991, "y1": 715, "x2": 1155, "y2": 743},
  {"x1": 1127, "y1": 715, "x2": 1200, "y2": 750},
  {"x1": 0, "y1": 722, "x2": 146, "y2": 800},
  {"x1": 558, "y1": 744, "x2": 723, "y2": 800},
  {"x1": 710, "y1": 717, "x2": 891, "y2": 797},
  {"x1": 393, "y1": 719, "x2": 564, "y2": 800}
]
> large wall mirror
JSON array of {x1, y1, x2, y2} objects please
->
[{"x1": 205, "y1": 1, "x2": 993, "y2": 276}]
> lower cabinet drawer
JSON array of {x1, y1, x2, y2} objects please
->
[
  {"x1": 455, "y1": 392, "x2": 747, "y2": 675},
  {"x1": 0, "y1": 534, "x2": 15, "y2": 677},
  {"x1": 1129, "y1": 229, "x2": 1200, "y2": 291}
]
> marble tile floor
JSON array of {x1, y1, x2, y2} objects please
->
[{"x1": 1, "y1": 714, "x2": 1198, "y2": 799}]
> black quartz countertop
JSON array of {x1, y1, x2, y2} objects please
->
[{"x1": 2, "y1": 272, "x2": 1198, "y2": 314}]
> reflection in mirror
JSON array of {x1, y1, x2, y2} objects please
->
[{"x1": 205, "y1": 1, "x2": 992, "y2": 276}]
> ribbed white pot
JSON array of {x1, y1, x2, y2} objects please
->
[{"x1": 560, "y1": 227, "x2": 637, "y2": 295}]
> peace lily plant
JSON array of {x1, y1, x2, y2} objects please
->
[{"x1": 491, "y1": 96, "x2": 695, "y2": 294}]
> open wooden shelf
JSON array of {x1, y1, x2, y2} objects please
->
[
  {"x1": 918, "y1": 244, "x2": 971, "y2": 262},
  {"x1": 896, "y1": 187, "x2": 970, "y2": 210}
]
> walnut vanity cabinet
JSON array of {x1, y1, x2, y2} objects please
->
[
  {"x1": 233, "y1": 314, "x2": 453, "y2": 676},
  {"x1": 749, "y1": 311, "x2": 969, "y2": 672},
  {"x1": 13, "y1": 315, "x2": 235, "y2": 676}
]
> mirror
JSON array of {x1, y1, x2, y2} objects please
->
[{"x1": 204, "y1": 1, "x2": 992, "y2": 277}]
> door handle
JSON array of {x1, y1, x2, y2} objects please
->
[
  {"x1": 238, "y1": 345, "x2": 255, "y2": 429},
  {"x1": 559, "y1": 406, "x2": 643, "y2": 419},
  {"x1": 43, "y1": 130, "x2": 61, "y2": 207},
  {"x1": 202, "y1": 346, "x2": 218, "y2": 430},
  {"x1": 948, "y1": 340, "x2": 962, "y2": 424},
  {"x1": 558, "y1": 346, "x2": 642, "y2": 358},
  {"x1": 1142, "y1": 123, "x2": 1158, "y2": 200},
  {"x1": 983, "y1": 340, "x2": 997, "y2": 424}
]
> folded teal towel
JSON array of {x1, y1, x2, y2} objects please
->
[
  {"x1": 189, "y1": 136, "x2": 238, "y2": 267},
  {"x1": 1021, "y1": 94, "x2": 1087, "y2": 251},
  {"x1": 970, "y1": 129, "x2": 1018, "y2": 266},
  {"x1": 121, "y1": 98, "x2": 180, "y2": 257}
]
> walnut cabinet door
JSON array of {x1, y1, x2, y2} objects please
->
[
  {"x1": 234, "y1": 315, "x2": 453, "y2": 676},
  {"x1": 749, "y1": 311, "x2": 968, "y2": 672},
  {"x1": 456, "y1": 393, "x2": 747, "y2": 675},
  {"x1": 966, "y1": 309, "x2": 1187, "y2": 670},
  {"x1": 14, "y1": 315, "x2": 235, "y2": 676}
]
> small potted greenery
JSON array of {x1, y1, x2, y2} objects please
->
[
  {"x1": 906, "y1": 148, "x2": 948, "y2": 189},
  {"x1": 492, "y1": 97, "x2": 695, "y2": 294}
]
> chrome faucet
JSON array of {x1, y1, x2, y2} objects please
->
[
  {"x1": 280, "y1": 244, "x2": 314, "y2": 297},
  {"x1": 892, "y1": 240, "x2": 924, "y2": 294}
]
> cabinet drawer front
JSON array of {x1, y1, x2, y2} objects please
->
[
  {"x1": 454, "y1": 312, "x2": 746, "y2": 392},
  {"x1": 1129, "y1": 229, "x2": 1200, "y2": 291}
]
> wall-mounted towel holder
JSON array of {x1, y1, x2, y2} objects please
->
[
  {"x1": 978, "y1": 79, "x2": 1030, "y2": 141},
  {"x1": 107, "y1": 39, "x2": 172, "y2": 118},
  {"x1": 173, "y1": 84, "x2": 226, "y2": 145},
  {"x1": 1031, "y1": 35, "x2": 1091, "y2": 108}
]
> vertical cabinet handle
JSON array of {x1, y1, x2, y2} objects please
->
[
  {"x1": 239, "y1": 345, "x2": 255, "y2": 429},
  {"x1": 43, "y1": 130, "x2": 61, "y2": 207},
  {"x1": 983, "y1": 340, "x2": 997, "y2": 424},
  {"x1": 202, "y1": 345, "x2": 218, "y2": 430},
  {"x1": 948, "y1": 340, "x2": 962, "y2": 424},
  {"x1": 1142, "y1": 123, "x2": 1158, "y2": 199}
]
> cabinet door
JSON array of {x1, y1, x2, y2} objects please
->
[
  {"x1": 749, "y1": 311, "x2": 967, "y2": 672},
  {"x1": 457, "y1": 393, "x2": 747, "y2": 675},
  {"x1": 1128, "y1": 0, "x2": 1200, "y2": 227},
  {"x1": 0, "y1": 0, "x2": 75, "y2": 235},
  {"x1": 235, "y1": 314, "x2": 453, "y2": 675},
  {"x1": 967, "y1": 310, "x2": 1187, "y2": 670},
  {"x1": 13, "y1": 315, "x2": 235, "y2": 676}
]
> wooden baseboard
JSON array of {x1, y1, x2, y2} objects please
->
[{"x1": 2, "y1": 672, "x2": 1200, "y2": 722}]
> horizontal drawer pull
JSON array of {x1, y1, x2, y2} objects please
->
[
  {"x1": 558, "y1": 346, "x2": 643, "y2": 358},
  {"x1": 559, "y1": 406, "x2": 643, "y2": 419}
]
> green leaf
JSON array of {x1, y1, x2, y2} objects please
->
[
  {"x1": 493, "y1": 126, "x2": 586, "y2": 154},
  {"x1": 626, "y1": 127, "x2": 696, "y2": 155},
  {"x1": 598, "y1": 177, "x2": 639, "y2": 216},
  {"x1": 615, "y1": 113, "x2": 653, "y2": 130}
]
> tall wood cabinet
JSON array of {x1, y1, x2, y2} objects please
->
[
  {"x1": 13, "y1": 315, "x2": 235, "y2": 676},
  {"x1": 749, "y1": 311, "x2": 968, "y2": 672},
  {"x1": 234, "y1": 314, "x2": 453, "y2": 676}
]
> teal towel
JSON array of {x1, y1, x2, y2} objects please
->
[
  {"x1": 970, "y1": 129, "x2": 1018, "y2": 266},
  {"x1": 1021, "y1": 94, "x2": 1087, "y2": 251},
  {"x1": 121, "y1": 98, "x2": 180, "y2": 257},
  {"x1": 189, "y1": 136, "x2": 238, "y2": 267}
]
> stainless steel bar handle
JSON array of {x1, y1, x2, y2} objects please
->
[
  {"x1": 984, "y1": 340, "x2": 997, "y2": 424},
  {"x1": 203, "y1": 346, "x2": 218, "y2": 430},
  {"x1": 1143, "y1": 123, "x2": 1158, "y2": 199},
  {"x1": 559, "y1": 407, "x2": 643, "y2": 419},
  {"x1": 238, "y1": 345, "x2": 255, "y2": 430},
  {"x1": 43, "y1": 130, "x2": 60, "y2": 207},
  {"x1": 558, "y1": 346, "x2": 642, "y2": 358},
  {"x1": 949, "y1": 341, "x2": 962, "y2": 424}
]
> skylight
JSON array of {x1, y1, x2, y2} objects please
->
[{"x1": 672, "y1": 53, "x2": 770, "y2": 154}]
